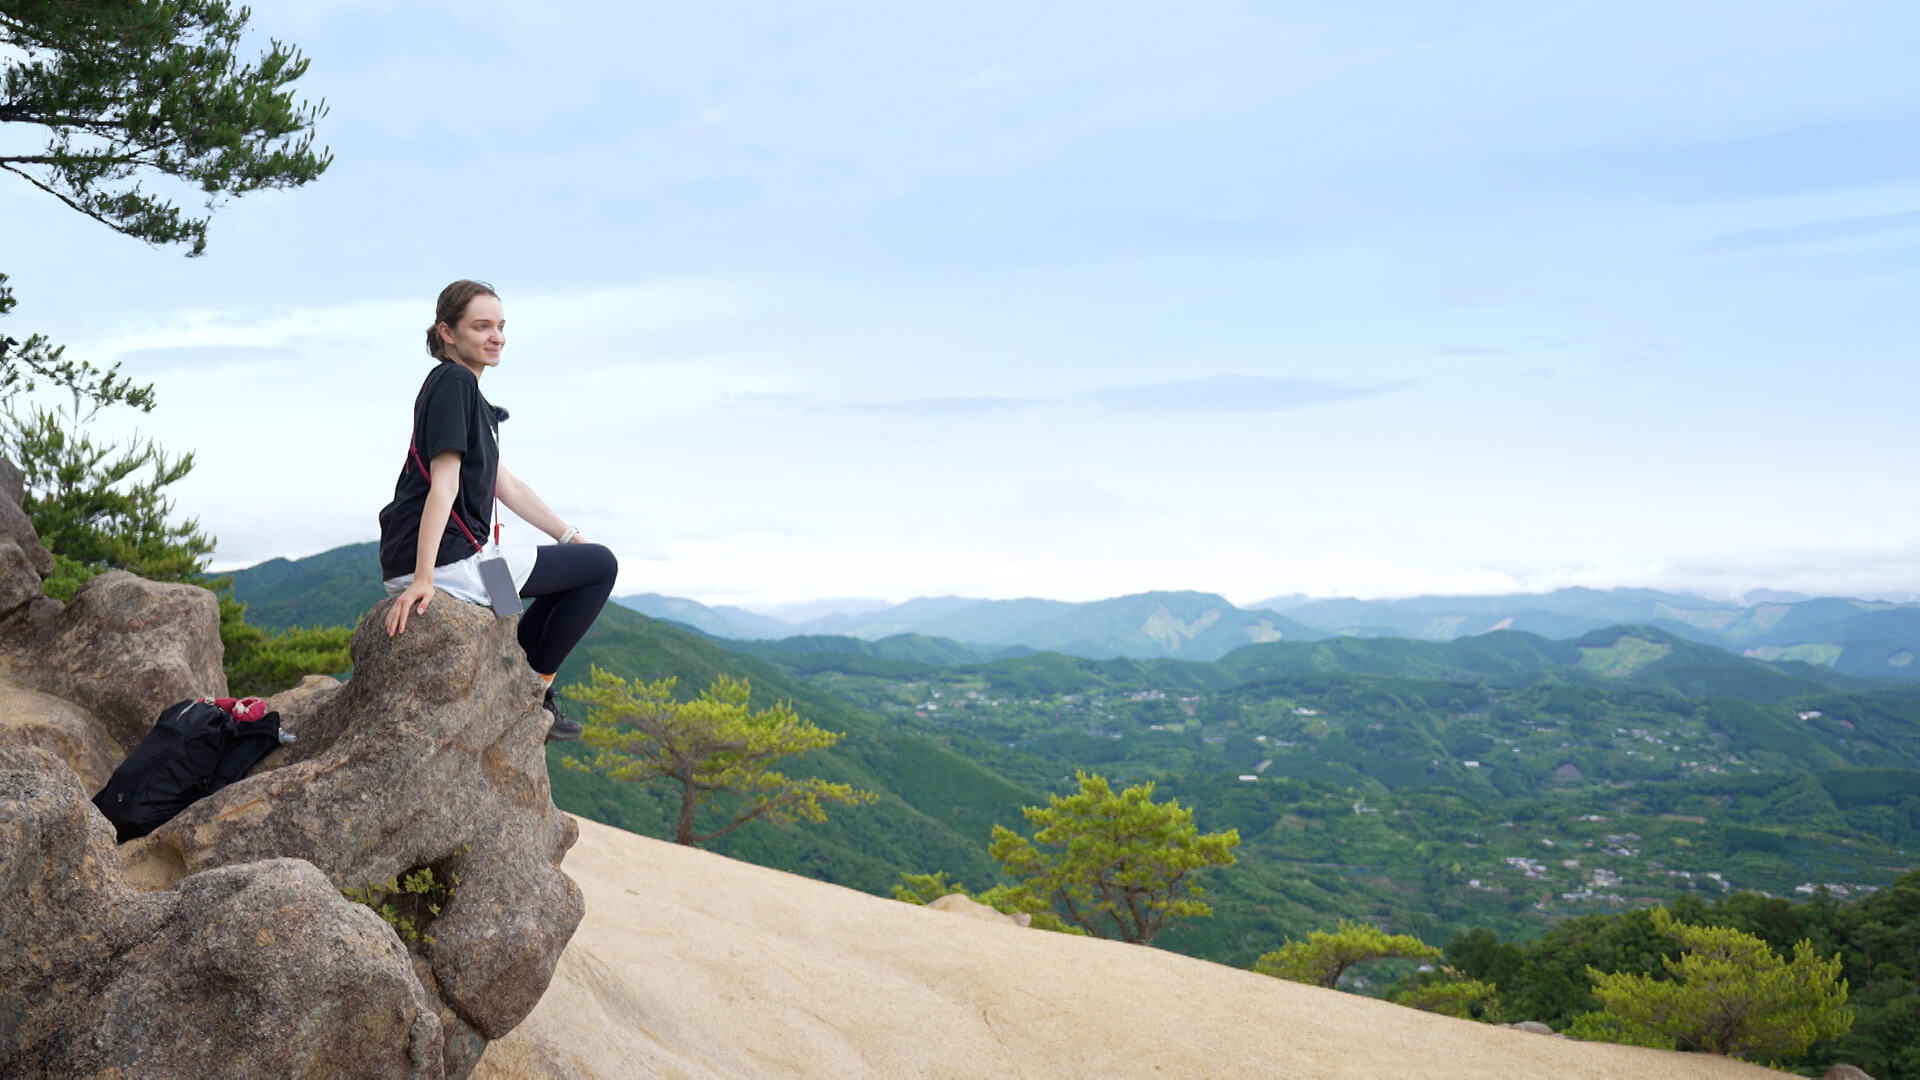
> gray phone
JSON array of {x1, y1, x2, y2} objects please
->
[{"x1": 477, "y1": 556, "x2": 523, "y2": 618}]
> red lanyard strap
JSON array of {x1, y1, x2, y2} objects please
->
[{"x1": 409, "y1": 437, "x2": 486, "y2": 555}]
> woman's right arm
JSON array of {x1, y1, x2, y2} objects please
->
[{"x1": 384, "y1": 450, "x2": 462, "y2": 636}]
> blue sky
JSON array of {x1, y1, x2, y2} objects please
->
[{"x1": 5, "y1": 0, "x2": 1917, "y2": 607}]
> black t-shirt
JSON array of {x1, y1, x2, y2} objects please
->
[{"x1": 377, "y1": 361, "x2": 508, "y2": 579}]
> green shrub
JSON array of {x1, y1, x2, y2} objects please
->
[
  {"x1": 1255, "y1": 920, "x2": 1441, "y2": 989},
  {"x1": 1567, "y1": 907, "x2": 1850, "y2": 1059},
  {"x1": 891, "y1": 871, "x2": 961, "y2": 905},
  {"x1": 1390, "y1": 969, "x2": 1504, "y2": 1021},
  {"x1": 342, "y1": 863, "x2": 461, "y2": 948}
]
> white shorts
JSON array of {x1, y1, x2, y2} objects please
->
[{"x1": 384, "y1": 543, "x2": 538, "y2": 607}]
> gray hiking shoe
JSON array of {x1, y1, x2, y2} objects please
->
[{"x1": 542, "y1": 686, "x2": 582, "y2": 742}]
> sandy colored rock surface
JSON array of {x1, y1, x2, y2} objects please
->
[
  {"x1": 478, "y1": 816, "x2": 1791, "y2": 1080},
  {"x1": 0, "y1": 746, "x2": 443, "y2": 1079},
  {"x1": 122, "y1": 597, "x2": 583, "y2": 1076},
  {"x1": 0, "y1": 676, "x2": 119, "y2": 790},
  {"x1": 0, "y1": 462, "x2": 577, "y2": 1078}
]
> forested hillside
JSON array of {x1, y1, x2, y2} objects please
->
[
  {"x1": 544, "y1": 605, "x2": 1043, "y2": 896},
  {"x1": 230, "y1": 541, "x2": 383, "y2": 629}
]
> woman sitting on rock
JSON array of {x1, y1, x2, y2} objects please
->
[{"x1": 377, "y1": 279, "x2": 617, "y2": 742}]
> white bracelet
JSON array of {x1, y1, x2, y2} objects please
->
[{"x1": 557, "y1": 526, "x2": 580, "y2": 544}]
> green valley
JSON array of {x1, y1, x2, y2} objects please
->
[{"x1": 736, "y1": 633, "x2": 1919, "y2": 964}]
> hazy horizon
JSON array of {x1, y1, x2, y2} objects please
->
[
  {"x1": 654, "y1": 585, "x2": 1920, "y2": 618},
  {"x1": 216, "y1": 540, "x2": 1920, "y2": 614}
]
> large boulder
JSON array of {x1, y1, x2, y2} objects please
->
[
  {"x1": 0, "y1": 456, "x2": 218, "y2": 758},
  {"x1": 1506, "y1": 1020, "x2": 1556, "y2": 1036},
  {"x1": 0, "y1": 569, "x2": 226, "y2": 750},
  {"x1": 0, "y1": 463, "x2": 579, "y2": 1078},
  {"x1": 0, "y1": 746, "x2": 444, "y2": 1079},
  {"x1": 123, "y1": 596, "x2": 583, "y2": 1076}
]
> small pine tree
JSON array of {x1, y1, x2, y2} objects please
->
[
  {"x1": 1567, "y1": 906, "x2": 1851, "y2": 1059},
  {"x1": 986, "y1": 771, "x2": 1238, "y2": 945},
  {"x1": 1390, "y1": 968, "x2": 1504, "y2": 1021},
  {"x1": 891, "y1": 871, "x2": 963, "y2": 905},
  {"x1": 566, "y1": 667, "x2": 876, "y2": 846},
  {"x1": 6, "y1": 396, "x2": 213, "y2": 595},
  {"x1": 1254, "y1": 920, "x2": 1442, "y2": 989},
  {"x1": 217, "y1": 591, "x2": 352, "y2": 698},
  {"x1": 1, "y1": 394, "x2": 349, "y2": 696}
]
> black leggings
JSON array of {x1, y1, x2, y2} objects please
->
[{"x1": 517, "y1": 543, "x2": 617, "y2": 676}]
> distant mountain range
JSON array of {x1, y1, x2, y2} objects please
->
[
  {"x1": 223, "y1": 542, "x2": 1920, "y2": 680},
  {"x1": 1250, "y1": 587, "x2": 1919, "y2": 650},
  {"x1": 616, "y1": 594, "x2": 794, "y2": 639},
  {"x1": 617, "y1": 586, "x2": 1920, "y2": 679},
  {"x1": 616, "y1": 590, "x2": 1328, "y2": 663}
]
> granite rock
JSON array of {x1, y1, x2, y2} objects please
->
[
  {"x1": 0, "y1": 746, "x2": 444, "y2": 1079},
  {"x1": 125, "y1": 597, "x2": 582, "y2": 1075},
  {"x1": 0, "y1": 677, "x2": 120, "y2": 790},
  {"x1": 0, "y1": 569, "x2": 226, "y2": 750}
]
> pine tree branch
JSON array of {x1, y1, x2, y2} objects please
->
[{"x1": 0, "y1": 160, "x2": 114, "y2": 230}]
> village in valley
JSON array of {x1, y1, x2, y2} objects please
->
[{"x1": 789, "y1": 659, "x2": 1905, "y2": 937}]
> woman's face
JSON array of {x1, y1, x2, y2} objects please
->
[{"x1": 439, "y1": 295, "x2": 505, "y2": 371}]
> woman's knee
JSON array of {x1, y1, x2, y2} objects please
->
[{"x1": 585, "y1": 542, "x2": 618, "y2": 583}]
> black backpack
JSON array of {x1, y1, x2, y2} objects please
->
[{"x1": 92, "y1": 699, "x2": 289, "y2": 843}]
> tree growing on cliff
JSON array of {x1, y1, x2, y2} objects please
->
[
  {"x1": 1254, "y1": 920, "x2": 1442, "y2": 989},
  {"x1": 985, "y1": 771, "x2": 1238, "y2": 945},
  {"x1": 566, "y1": 668, "x2": 876, "y2": 846},
  {"x1": 1, "y1": 0, "x2": 329, "y2": 406},
  {"x1": 1567, "y1": 906, "x2": 1851, "y2": 1059},
  {"x1": 0, "y1": 392, "x2": 349, "y2": 697},
  {"x1": 3, "y1": 395, "x2": 211, "y2": 596}
]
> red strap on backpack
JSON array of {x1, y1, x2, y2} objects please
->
[{"x1": 410, "y1": 438, "x2": 486, "y2": 555}]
